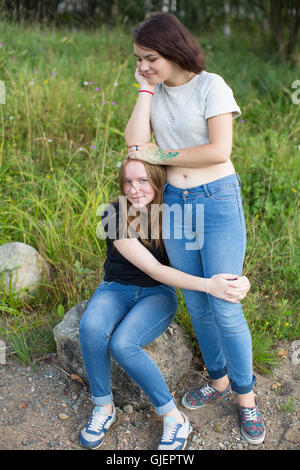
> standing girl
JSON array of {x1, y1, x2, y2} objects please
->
[
  {"x1": 125, "y1": 12, "x2": 265, "y2": 445},
  {"x1": 79, "y1": 158, "x2": 250, "y2": 450}
]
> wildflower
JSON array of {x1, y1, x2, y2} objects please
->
[
  {"x1": 102, "y1": 101, "x2": 107, "y2": 105},
  {"x1": 90, "y1": 144, "x2": 96, "y2": 150},
  {"x1": 255, "y1": 214, "x2": 259, "y2": 218},
  {"x1": 291, "y1": 188, "x2": 297, "y2": 192},
  {"x1": 285, "y1": 322, "x2": 289, "y2": 327},
  {"x1": 83, "y1": 81, "x2": 88, "y2": 86},
  {"x1": 0, "y1": 43, "x2": 3, "y2": 47},
  {"x1": 48, "y1": 139, "x2": 53, "y2": 142},
  {"x1": 28, "y1": 208, "x2": 32, "y2": 212},
  {"x1": 46, "y1": 174, "x2": 51, "y2": 179},
  {"x1": 33, "y1": 68, "x2": 37, "y2": 74},
  {"x1": 52, "y1": 70, "x2": 56, "y2": 76},
  {"x1": 241, "y1": 119, "x2": 245, "y2": 124},
  {"x1": 94, "y1": 87, "x2": 100, "y2": 92},
  {"x1": 9, "y1": 116, "x2": 14, "y2": 120},
  {"x1": 114, "y1": 81, "x2": 118, "y2": 87},
  {"x1": 112, "y1": 101, "x2": 116, "y2": 106},
  {"x1": 29, "y1": 81, "x2": 34, "y2": 86},
  {"x1": 116, "y1": 161, "x2": 122, "y2": 168},
  {"x1": 88, "y1": 81, "x2": 93, "y2": 85},
  {"x1": 44, "y1": 80, "x2": 48, "y2": 84},
  {"x1": 132, "y1": 83, "x2": 139, "y2": 88},
  {"x1": 50, "y1": 167, "x2": 54, "y2": 172}
]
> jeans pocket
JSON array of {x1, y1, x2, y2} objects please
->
[{"x1": 210, "y1": 184, "x2": 238, "y2": 201}]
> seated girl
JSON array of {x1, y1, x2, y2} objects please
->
[{"x1": 79, "y1": 159, "x2": 250, "y2": 450}]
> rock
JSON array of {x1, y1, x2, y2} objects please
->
[
  {"x1": 0, "y1": 242, "x2": 53, "y2": 299},
  {"x1": 291, "y1": 349, "x2": 300, "y2": 366},
  {"x1": 290, "y1": 340, "x2": 300, "y2": 366},
  {"x1": 291, "y1": 340, "x2": 300, "y2": 352},
  {"x1": 53, "y1": 300, "x2": 194, "y2": 409},
  {"x1": 58, "y1": 413, "x2": 70, "y2": 420},
  {"x1": 123, "y1": 405, "x2": 134, "y2": 414}
]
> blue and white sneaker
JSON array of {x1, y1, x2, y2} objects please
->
[
  {"x1": 157, "y1": 413, "x2": 192, "y2": 450},
  {"x1": 79, "y1": 404, "x2": 117, "y2": 449}
]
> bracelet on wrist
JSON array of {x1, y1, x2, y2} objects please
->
[{"x1": 139, "y1": 89, "x2": 154, "y2": 95}]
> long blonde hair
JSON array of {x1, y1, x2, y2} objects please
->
[{"x1": 118, "y1": 159, "x2": 167, "y2": 252}]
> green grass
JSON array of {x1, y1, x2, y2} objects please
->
[{"x1": 0, "y1": 20, "x2": 299, "y2": 372}]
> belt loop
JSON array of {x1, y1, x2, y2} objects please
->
[{"x1": 203, "y1": 184, "x2": 210, "y2": 198}]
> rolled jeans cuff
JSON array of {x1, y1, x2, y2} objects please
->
[
  {"x1": 207, "y1": 368, "x2": 256, "y2": 394},
  {"x1": 92, "y1": 392, "x2": 113, "y2": 406},
  {"x1": 230, "y1": 375, "x2": 257, "y2": 394},
  {"x1": 155, "y1": 397, "x2": 177, "y2": 416},
  {"x1": 207, "y1": 367, "x2": 227, "y2": 380}
]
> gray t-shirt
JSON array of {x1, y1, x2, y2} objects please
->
[{"x1": 150, "y1": 71, "x2": 241, "y2": 150}]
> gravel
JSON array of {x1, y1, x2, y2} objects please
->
[{"x1": 0, "y1": 341, "x2": 299, "y2": 451}]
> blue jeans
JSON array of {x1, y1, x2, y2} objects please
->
[
  {"x1": 79, "y1": 281, "x2": 178, "y2": 415},
  {"x1": 162, "y1": 174, "x2": 256, "y2": 394}
]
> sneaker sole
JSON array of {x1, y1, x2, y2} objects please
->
[
  {"x1": 241, "y1": 428, "x2": 266, "y2": 445},
  {"x1": 79, "y1": 415, "x2": 117, "y2": 450},
  {"x1": 181, "y1": 394, "x2": 207, "y2": 410}
]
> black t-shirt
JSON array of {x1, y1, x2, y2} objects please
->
[{"x1": 101, "y1": 200, "x2": 170, "y2": 287}]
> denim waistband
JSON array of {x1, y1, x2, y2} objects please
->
[{"x1": 164, "y1": 173, "x2": 241, "y2": 197}]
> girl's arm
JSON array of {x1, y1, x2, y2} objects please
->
[
  {"x1": 127, "y1": 113, "x2": 233, "y2": 167},
  {"x1": 113, "y1": 238, "x2": 249, "y2": 303},
  {"x1": 124, "y1": 69, "x2": 155, "y2": 145}
]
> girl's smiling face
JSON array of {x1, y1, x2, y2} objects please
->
[
  {"x1": 123, "y1": 160, "x2": 155, "y2": 208},
  {"x1": 133, "y1": 43, "x2": 181, "y2": 87}
]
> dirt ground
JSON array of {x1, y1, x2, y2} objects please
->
[{"x1": 0, "y1": 341, "x2": 299, "y2": 452}]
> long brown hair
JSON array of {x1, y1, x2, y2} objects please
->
[
  {"x1": 133, "y1": 12, "x2": 205, "y2": 74},
  {"x1": 118, "y1": 159, "x2": 166, "y2": 252}
]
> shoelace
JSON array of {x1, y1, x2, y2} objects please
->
[
  {"x1": 201, "y1": 384, "x2": 216, "y2": 396},
  {"x1": 161, "y1": 422, "x2": 179, "y2": 443},
  {"x1": 242, "y1": 407, "x2": 258, "y2": 422},
  {"x1": 87, "y1": 409, "x2": 109, "y2": 433}
]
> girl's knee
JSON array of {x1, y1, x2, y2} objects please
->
[
  {"x1": 79, "y1": 307, "x2": 109, "y2": 341},
  {"x1": 110, "y1": 330, "x2": 136, "y2": 361}
]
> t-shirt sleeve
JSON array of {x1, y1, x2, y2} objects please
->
[{"x1": 204, "y1": 74, "x2": 241, "y2": 120}]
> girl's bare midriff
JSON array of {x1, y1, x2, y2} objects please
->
[{"x1": 166, "y1": 159, "x2": 236, "y2": 188}]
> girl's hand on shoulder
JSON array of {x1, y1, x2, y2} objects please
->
[
  {"x1": 127, "y1": 142, "x2": 179, "y2": 164},
  {"x1": 206, "y1": 274, "x2": 250, "y2": 303},
  {"x1": 127, "y1": 142, "x2": 161, "y2": 164}
]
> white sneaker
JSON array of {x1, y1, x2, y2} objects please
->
[
  {"x1": 79, "y1": 404, "x2": 117, "y2": 449},
  {"x1": 157, "y1": 412, "x2": 192, "y2": 450}
]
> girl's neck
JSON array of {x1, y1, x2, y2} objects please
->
[{"x1": 164, "y1": 70, "x2": 195, "y2": 87}]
